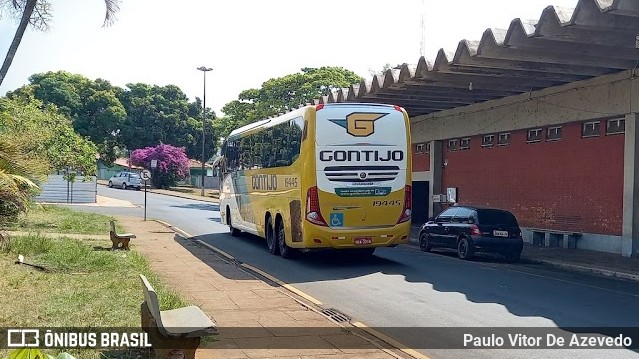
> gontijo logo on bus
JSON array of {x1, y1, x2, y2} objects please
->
[{"x1": 329, "y1": 112, "x2": 387, "y2": 137}]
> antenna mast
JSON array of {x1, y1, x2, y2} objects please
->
[{"x1": 420, "y1": 0, "x2": 426, "y2": 57}]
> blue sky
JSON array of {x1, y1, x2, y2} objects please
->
[{"x1": 0, "y1": 0, "x2": 580, "y2": 115}]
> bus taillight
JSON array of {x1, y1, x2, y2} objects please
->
[
  {"x1": 306, "y1": 186, "x2": 327, "y2": 226},
  {"x1": 315, "y1": 104, "x2": 325, "y2": 111},
  {"x1": 397, "y1": 185, "x2": 412, "y2": 224}
]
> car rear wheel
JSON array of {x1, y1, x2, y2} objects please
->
[
  {"x1": 457, "y1": 237, "x2": 474, "y2": 260},
  {"x1": 121, "y1": 183, "x2": 127, "y2": 190},
  {"x1": 108, "y1": 181, "x2": 113, "y2": 188},
  {"x1": 265, "y1": 216, "x2": 279, "y2": 255},
  {"x1": 419, "y1": 233, "x2": 432, "y2": 252}
]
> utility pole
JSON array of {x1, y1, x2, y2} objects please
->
[{"x1": 197, "y1": 66, "x2": 213, "y2": 196}]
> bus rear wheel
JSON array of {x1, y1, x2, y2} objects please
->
[
  {"x1": 276, "y1": 218, "x2": 295, "y2": 259},
  {"x1": 266, "y1": 216, "x2": 279, "y2": 255}
]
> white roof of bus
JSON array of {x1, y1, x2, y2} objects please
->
[{"x1": 225, "y1": 103, "x2": 400, "y2": 141}]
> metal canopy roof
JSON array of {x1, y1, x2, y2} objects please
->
[{"x1": 312, "y1": 0, "x2": 639, "y2": 117}]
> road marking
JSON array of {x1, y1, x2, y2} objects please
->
[
  {"x1": 352, "y1": 322, "x2": 431, "y2": 359},
  {"x1": 154, "y1": 220, "x2": 172, "y2": 228},
  {"x1": 196, "y1": 240, "x2": 236, "y2": 262},
  {"x1": 241, "y1": 263, "x2": 323, "y2": 306}
]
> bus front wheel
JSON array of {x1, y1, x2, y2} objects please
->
[
  {"x1": 227, "y1": 208, "x2": 240, "y2": 237},
  {"x1": 266, "y1": 216, "x2": 279, "y2": 255},
  {"x1": 276, "y1": 218, "x2": 296, "y2": 259}
]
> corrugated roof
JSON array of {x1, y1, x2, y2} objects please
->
[{"x1": 312, "y1": 0, "x2": 639, "y2": 117}]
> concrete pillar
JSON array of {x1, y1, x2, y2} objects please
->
[
  {"x1": 429, "y1": 140, "x2": 443, "y2": 218},
  {"x1": 622, "y1": 113, "x2": 639, "y2": 257}
]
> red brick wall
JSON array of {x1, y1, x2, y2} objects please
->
[
  {"x1": 441, "y1": 122, "x2": 624, "y2": 235},
  {"x1": 412, "y1": 142, "x2": 430, "y2": 172}
]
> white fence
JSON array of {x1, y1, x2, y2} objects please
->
[{"x1": 35, "y1": 175, "x2": 97, "y2": 204}]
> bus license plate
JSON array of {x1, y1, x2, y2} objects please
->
[
  {"x1": 493, "y1": 230, "x2": 509, "y2": 237},
  {"x1": 354, "y1": 237, "x2": 373, "y2": 245}
]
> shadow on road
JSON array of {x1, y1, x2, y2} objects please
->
[
  {"x1": 177, "y1": 230, "x2": 639, "y2": 348},
  {"x1": 169, "y1": 203, "x2": 220, "y2": 211}
]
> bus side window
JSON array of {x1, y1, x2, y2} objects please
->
[
  {"x1": 252, "y1": 131, "x2": 263, "y2": 169},
  {"x1": 290, "y1": 117, "x2": 303, "y2": 162}
]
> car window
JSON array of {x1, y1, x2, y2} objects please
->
[
  {"x1": 129, "y1": 174, "x2": 140, "y2": 178},
  {"x1": 477, "y1": 209, "x2": 519, "y2": 226},
  {"x1": 436, "y1": 207, "x2": 459, "y2": 223},
  {"x1": 452, "y1": 207, "x2": 473, "y2": 223}
]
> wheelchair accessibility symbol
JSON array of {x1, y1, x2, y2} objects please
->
[{"x1": 330, "y1": 213, "x2": 343, "y2": 227}]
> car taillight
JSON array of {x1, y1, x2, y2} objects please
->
[
  {"x1": 397, "y1": 185, "x2": 412, "y2": 224},
  {"x1": 315, "y1": 104, "x2": 325, "y2": 111},
  {"x1": 306, "y1": 186, "x2": 327, "y2": 226},
  {"x1": 470, "y1": 225, "x2": 481, "y2": 236}
]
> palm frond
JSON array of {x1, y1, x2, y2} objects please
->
[{"x1": 102, "y1": 0, "x2": 120, "y2": 27}]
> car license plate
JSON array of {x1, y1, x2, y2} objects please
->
[
  {"x1": 493, "y1": 230, "x2": 509, "y2": 237},
  {"x1": 354, "y1": 237, "x2": 373, "y2": 245}
]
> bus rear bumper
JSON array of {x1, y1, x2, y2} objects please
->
[{"x1": 296, "y1": 221, "x2": 412, "y2": 249}]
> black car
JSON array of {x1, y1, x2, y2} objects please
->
[{"x1": 418, "y1": 205, "x2": 523, "y2": 262}]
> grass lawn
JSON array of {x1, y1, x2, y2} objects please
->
[
  {"x1": 0, "y1": 208, "x2": 188, "y2": 359},
  {"x1": 7, "y1": 205, "x2": 122, "y2": 235}
]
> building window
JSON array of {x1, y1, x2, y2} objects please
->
[
  {"x1": 547, "y1": 126, "x2": 562, "y2": 141},
  {"x1": 425, "y1": 142, "x2": 431, "y2": 153},
  {"x1": 527, "y1": 128, "x2": 542, "y2": 143},
  {"x1": 459, "y1": 137, "x2": 470, "y2": 150},
  {"x1": 448, "y1": 139, "x2": 457, "y2": 151},
  {"x1": 482, "y1": 134, "x2": 495, "y2": 147},
  {"x1": 415, "y1": 144, "x2": 424, "y2": 154},
  {"x1": 606, "y1": 118, "x2": 625, "y2": 135},
  {"x1": 582, "y1": 121, "x2": 601, "y2": 138},
  {"x1": 498, "y1": 132, "x2": 511, "y2": 146}
]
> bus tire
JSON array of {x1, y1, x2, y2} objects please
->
[
  {"x1": 276, "y1": 217, "x2": 295, "y2": 259},
  {"x1": 266, "y1": 216, "x2": 279, "y2": 255},
  {"x1": 227, "y1": 207, "x2": 240, "y2": 237}
]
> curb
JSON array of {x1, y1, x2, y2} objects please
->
[
  {"x1": 408, "y1": 236, "x2": 639, "y2": 282},
  {"x1": 531, "y1": 260, "x2": 639, "y2": 282}
]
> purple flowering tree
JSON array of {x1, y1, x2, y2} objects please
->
[{"x1": 130, "y1": 144, "x2": 190, "y2": 188}]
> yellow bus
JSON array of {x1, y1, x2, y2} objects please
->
[{"x1": 218, "y1": 103, "x2": 412, "y2": 258}]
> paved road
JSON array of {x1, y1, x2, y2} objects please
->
[{"x1": 71, "y1": 187, "x2": 639, "y2": 359}]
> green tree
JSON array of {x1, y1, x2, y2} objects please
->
[
  {"x1": 0, "y1": 96, "x2": 98, "y2": 177},
  {"x1": 0, "y1": 0, "x2": 121, "y2": 87},
  {"x1": 9, "y1": 71, "x2": 126, "y2": 164},
  {"x1": 118, "y1": 83, "x2": 217, "y2": 161},
  {"x1": 217, "y1": 66, "x2": 362, "y2": 138}
]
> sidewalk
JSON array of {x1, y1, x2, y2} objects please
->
[
  {"x1": 120, "y1": 215, "x2": 412, "y2": 359},
  {"x1": 409, "y1": 226, "x2": 639, "y2": 282}
]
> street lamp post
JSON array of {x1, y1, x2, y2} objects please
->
[{"x1": 197, "y1": 66, "x2": 213, "y2": 196}]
